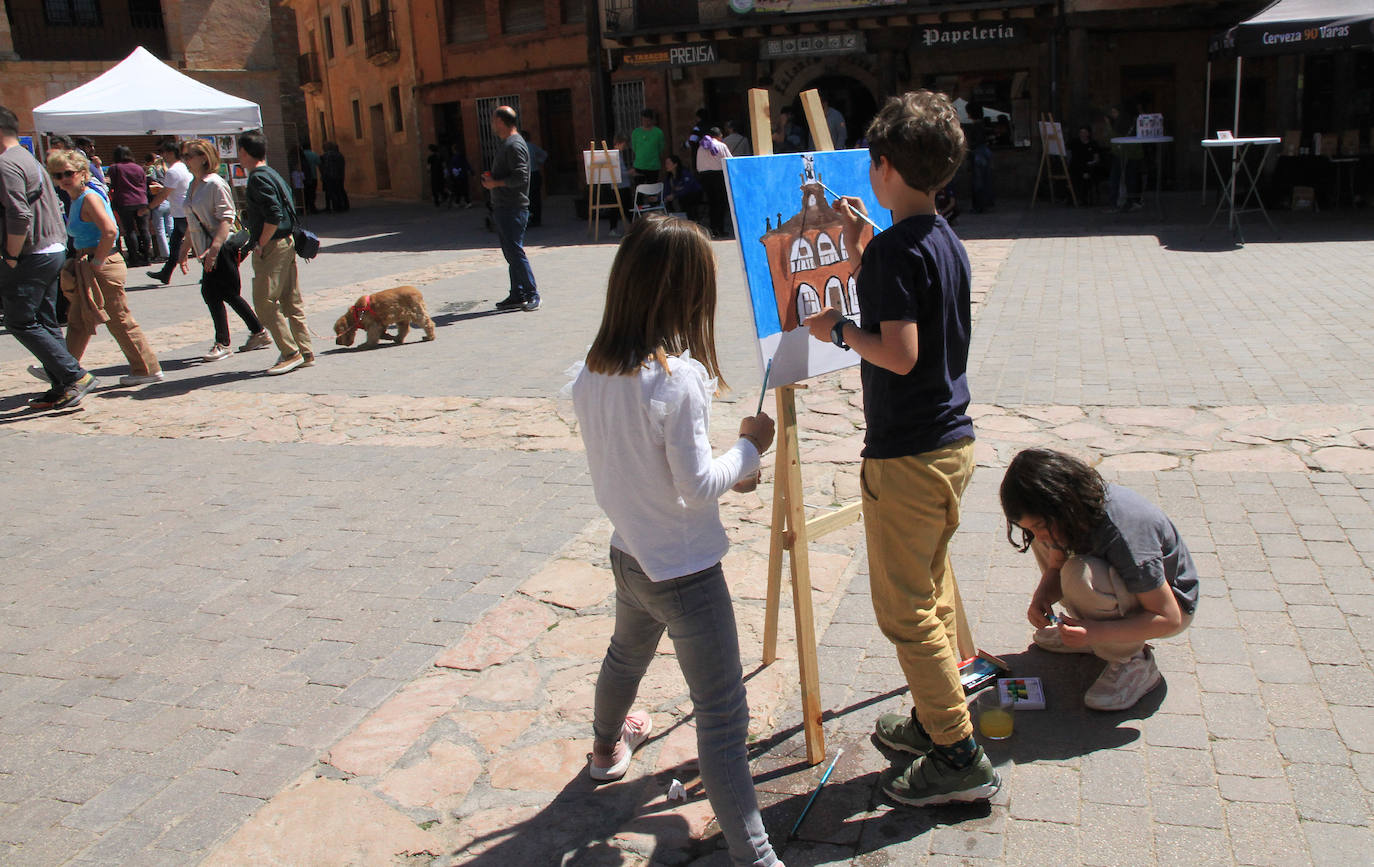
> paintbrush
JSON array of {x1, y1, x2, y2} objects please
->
[
  {"x1": 816, "y1": 180, "x2": 881, "y2": 230},
  {"x1": 755, "y1": 356, "x2": 773, "y2": 417}
]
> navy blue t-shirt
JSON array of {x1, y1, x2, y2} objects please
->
[{"x1": 855, "y1": 213, "x2": 974, "y2": 459}]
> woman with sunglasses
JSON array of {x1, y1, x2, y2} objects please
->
[
  {"x1": 44, "y1": 150, "x2": 163, "y2": 386},
  {"x1": 176, "y1": 139, "x2": 268, "y2": 361}
]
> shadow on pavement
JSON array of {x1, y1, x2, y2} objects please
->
[{"x1": 128, "y1": 366, "x2": 262, "y2": 399}]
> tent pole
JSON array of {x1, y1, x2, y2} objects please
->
[
  {"x1": 1231, "y1": 56, "x2": 1241, "y2": 237},
  {"x1": 1202, "y1": 59, "x2": 1211, "y2": 205},
  {"x1": 1233, "y1": 57, "x2": 1242, "y2": 136}
]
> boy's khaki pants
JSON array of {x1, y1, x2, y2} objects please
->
[
  {"x1": 251, "y1": 236, "x2": 311, "y2": 359},
  {"x1": 862, "y1": 438, "x2": 975, "y2": 746}
]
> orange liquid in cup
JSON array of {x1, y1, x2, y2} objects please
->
[{"x1": 978, "y1": 707, "x2": 1014, "y2": 740}]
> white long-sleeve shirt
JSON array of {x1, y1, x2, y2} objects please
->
[{"x1": 572, "y1": 353, "x2": 759, "y2": 581}]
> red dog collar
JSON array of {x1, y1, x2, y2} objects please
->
[{"x1": 348, "y1": 295, "x2": 374, "y2": 329}]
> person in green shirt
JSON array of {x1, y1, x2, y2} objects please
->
[{"x1": 630, "y1": 110, "x2": 665, "y2": 183}]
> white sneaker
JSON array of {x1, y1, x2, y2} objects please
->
[
  {"x1": 1032, "y1": 625, "x2": 1095, "y2": 654},
  {"x1": 1084, "y1": 648, "x2": 1161, "y2": 711},
  {"x1": 202, "y1": 343, "x2": 231, "y2": 362},
  {"x1": 118, "y1": 372, "x2": 164, "y2": 386},
  {"x1": 588, "y1": 711, "x2": 652, "y2": 781}
]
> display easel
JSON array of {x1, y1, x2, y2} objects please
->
[
  {"x1": 1030, "y1": 114, "x2": 1078, "y2": 207},
  {"x1": 749, "y1": 88, "x2": 978, "y2": 766},
  {"x1": 585, "y1": 141, "x2": 626, "y2": 242}
]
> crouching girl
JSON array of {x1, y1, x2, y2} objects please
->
[{"x1": 999, "y1": 448, "x2": 1199, "y2": 711}]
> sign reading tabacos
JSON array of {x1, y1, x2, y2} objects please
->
[{"x1": 920, "y1": 23, "x2": 1024, "y2": 48}]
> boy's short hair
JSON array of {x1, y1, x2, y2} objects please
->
[
  {"x1": 865, "y1": 90, "x2": 966, "y2": 194},
  {"x1": 0, "y1": 106, "x2": 18, "y2": 137}
]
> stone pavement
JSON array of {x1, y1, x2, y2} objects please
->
[{"x1": 0, "y1": 195, "x2": 1371, "y2": 865}]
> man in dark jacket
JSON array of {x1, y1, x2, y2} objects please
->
[
  {"x1": 481, "y1": 106, "x2": 538, "y2": 312},
  {"x1": 239, "y1": 130, "x2": 312, "y2": 375}
]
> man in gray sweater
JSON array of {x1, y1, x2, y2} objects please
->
[
  {"x1": 481, "y1": 105, "x2": 538, "y2": 312},
  {"x1": 0, "y1": 105, "x2": 97, "y2": 409}
]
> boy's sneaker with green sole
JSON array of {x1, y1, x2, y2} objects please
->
[
  {"x1": 883, "y1": 746, "x2": 1001, "y2": 807},
  {"x1": 874, "y1": 711, "x2": 934, "y2": 755}
]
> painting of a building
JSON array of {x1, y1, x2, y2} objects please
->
[{"x1": 759, "y1": 154, "x2": 872, "y2": 332}]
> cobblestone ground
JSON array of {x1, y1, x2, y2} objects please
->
[{"x1": 0, "y1": 197, "x2": 1371, "y2": 865}]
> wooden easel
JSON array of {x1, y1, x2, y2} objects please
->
[
  {"x1": 1031, "y1": 113, "x2": 1078, "y2": 207},
  {"x1": 749, "y1": 88, "x2": 978, "y2": 766},
  {"x1": 586, "y1": 141, "x2": 626, "y2": 242}
]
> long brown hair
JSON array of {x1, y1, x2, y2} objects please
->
[{"x1": 585, "y1": 215, "x2": 726, "y2": 389}]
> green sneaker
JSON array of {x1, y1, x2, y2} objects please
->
[
  {"x1": 874, "y1": 711, "x2": 934, "y2": 755},
  {"x1": 883, "y1": 747, "x2": 1001, "y2": 807}
]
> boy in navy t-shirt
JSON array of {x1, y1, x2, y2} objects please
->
[{"x1": 805, "y1": 90, "x2": 996, "y2": 807}]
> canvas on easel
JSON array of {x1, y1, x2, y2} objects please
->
[
  {"x1": 1031, "y1": 115, "x2": 1078, "y2": 207},
  {"x1": 584, "y1": 142, "x2": 626, "y2": 242}
]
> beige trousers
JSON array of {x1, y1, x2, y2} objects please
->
[
  {"x1": 59, "y1": 253, "x2": 161, "y2": 376},
  {"x1": 1033, "y1": 540, "x2": 1193, "y2": 663},
  {"x1": 862, "y1": 439, "x2": 975, "y2": 745},
  {"x1": 251, "y1": 236, "x2": 311, "y2": 358}
]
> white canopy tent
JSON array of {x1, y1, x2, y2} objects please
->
[{"x1": 31, "y1": 47, "x2": 262, "y2": 136}]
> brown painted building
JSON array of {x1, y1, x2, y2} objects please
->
[
  {"x1": 0, "y1": 0, "x2": 305, "y2": 170},
  {"x1": 599, "y1": 0, "x2": 1280, "y2": 194},
  {"x1": 287, "y1": 0, "x2": 598, "y2": 200}
]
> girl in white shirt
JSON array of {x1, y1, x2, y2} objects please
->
[{"x1": 571, "y1": 215, "x2": 783, "y2": 867}]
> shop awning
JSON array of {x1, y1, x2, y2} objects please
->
[{"x1": 1209, "y1": 0, "x2": 1374, "y2": 57}]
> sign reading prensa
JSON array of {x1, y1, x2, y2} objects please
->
[
  {"x1": 920, "y1": 22, "x2": 1024, "y2": 49},
  {"x1": 761, "y1": 32, "x2": 865, "y2": 59},
  {"x1": 623, "y1": 42, "x2": 719, "y2": 67}
]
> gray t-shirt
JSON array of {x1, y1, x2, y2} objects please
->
[
  {"x1": 1087, "y1": 484, "x2": 1199, "y2": 615},
  {"x1": 0, "y1": 145, "x2": 67, "y2": 254},
  {"x1": 490, "y1": 133, "x2": 530, "y2": 210}
]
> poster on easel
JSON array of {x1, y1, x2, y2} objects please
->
[
  {"x1": 724, "y1": 149, "x2": 891, "y2": 388},
  {"x1": 582, "y1": 148, "x2": 622, "y2": 185}
]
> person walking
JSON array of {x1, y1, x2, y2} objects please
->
[
  {"x1": 147, "y1": 140, "x2": 192, "y2": 285},
  {"x1": 238, "y1": 129, "x2": 312, "y2": 375},
  {"x1": 143, "y1": 152, "x2": 171, "y2": 262},
  {"x1": 320, "y1": 142, "x2": 348, "y2": 213},
  {"x1": 481, "y1": 105, "x2": 538, "y2": 312},
  {"x1": 522, "y1": 130, "x2": 547, "y2": 228},
  {"x1": 107, "y1": 145, "x2": 153, "y2": 266},
  {"x1": 723, "y1": 120, "x2": 751, "y2": 158},
  {"x1": 47, "y1": 148, "x2": 162, "y2": 386},
  {"x1": 571, "y1": 215, "x2": 783, "y2": 867},
  {"x1": 0, "y1": 104, "x2": 98, "y2": 409},
  {"x1": 300, "y1": 142, "x2": 321, "y2": 215},
  {"x1": 177, "y1": 138, "x2": 269, "y2": 362},
  {"x1": 427, "y1": 144, "x2": 449, "y2": 207}
]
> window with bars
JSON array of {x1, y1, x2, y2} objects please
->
[
  {"x1": 611, "y1": 81, "x2": 645, "y2": 143},
  {"x1": 445, "y1": 0, "x2": 486, "y2": 43},
  {"x1": 501, "y1": 0, "x2": 544, "y2": 34},
  {"x1": 475, "y1": 95, "x2": 520, "y2": 171},
  {"x1": 44, "y1": 0, "x2": 101, "y2": 26}
]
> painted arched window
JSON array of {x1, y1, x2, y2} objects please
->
[
  {"x1": 838, "y1": 232, "x2": 849, "y2": 261},
  {"x1": 796, "y1": 283, "x2": 821, "y2": 321},
  {"x1": 825, "y1": 275, "x2": 844, "y2": 309},
  {"x1": 845, "y1": 275, "x2": 860, "y2": 317},
  {"x1": 817, "y1": 233, "x2": 839, "y2": 266},
  {"x1": 789, "y1": 237, "x2": 816, "y2": 272}
]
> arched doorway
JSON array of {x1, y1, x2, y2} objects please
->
[{"x1": 803, "y1": 75, "x2": 878, "y2": 148}]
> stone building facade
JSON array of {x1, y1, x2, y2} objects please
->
[{"x1": 0, "y1": 0, "x2": 305, "y2": 171}]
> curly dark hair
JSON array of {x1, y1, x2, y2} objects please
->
[
  {"x1": 999, "y1": 448, "x2": 1106, "y2": 555},
  {"x1": 864, "y1": 90, "x2": 966, "y2": 194}
]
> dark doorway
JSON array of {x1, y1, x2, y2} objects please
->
[
  {"x1": 369, "y1": 103, "x2": 391, "y2": 190},
  {"x1": 705, "y1": 77, "x2": 748, "y2": 139},
  {"x1": 537, "y1": 88, "x2": 577, "y2": 194},
  {"x1": 434, "y1": 101, "x2": 465, "y2": 151},
  {"x1": 803, "y1": 75, "x2": 877, "y2": 148}
]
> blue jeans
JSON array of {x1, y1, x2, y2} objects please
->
[
  {"x1": 0, "y1": 251, "x2": 84, "y2": 388},
  {"x1": 492, "y1": 207, "x2": 536, "y2": 298},
  {"x1": 971, "y1": 144, "x2": 994, "y2": 212},
  {"x1": 595, "y1": 548, "x2": 778, "y2": 867}
]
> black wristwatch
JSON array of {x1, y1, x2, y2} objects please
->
[
  {"x1": 831, "y1": 317, "x2": 854, "y2": 350},
  {"x1": 1, "y1": 253, "x2": 19, "y2": 264}
]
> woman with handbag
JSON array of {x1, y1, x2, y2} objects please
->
[
  {"x1": 44, "y1": 149, "x2": 163, "y2": 386},
  {"x1": 176, "y1": 139, "x2": 269, "y2": 362}
]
